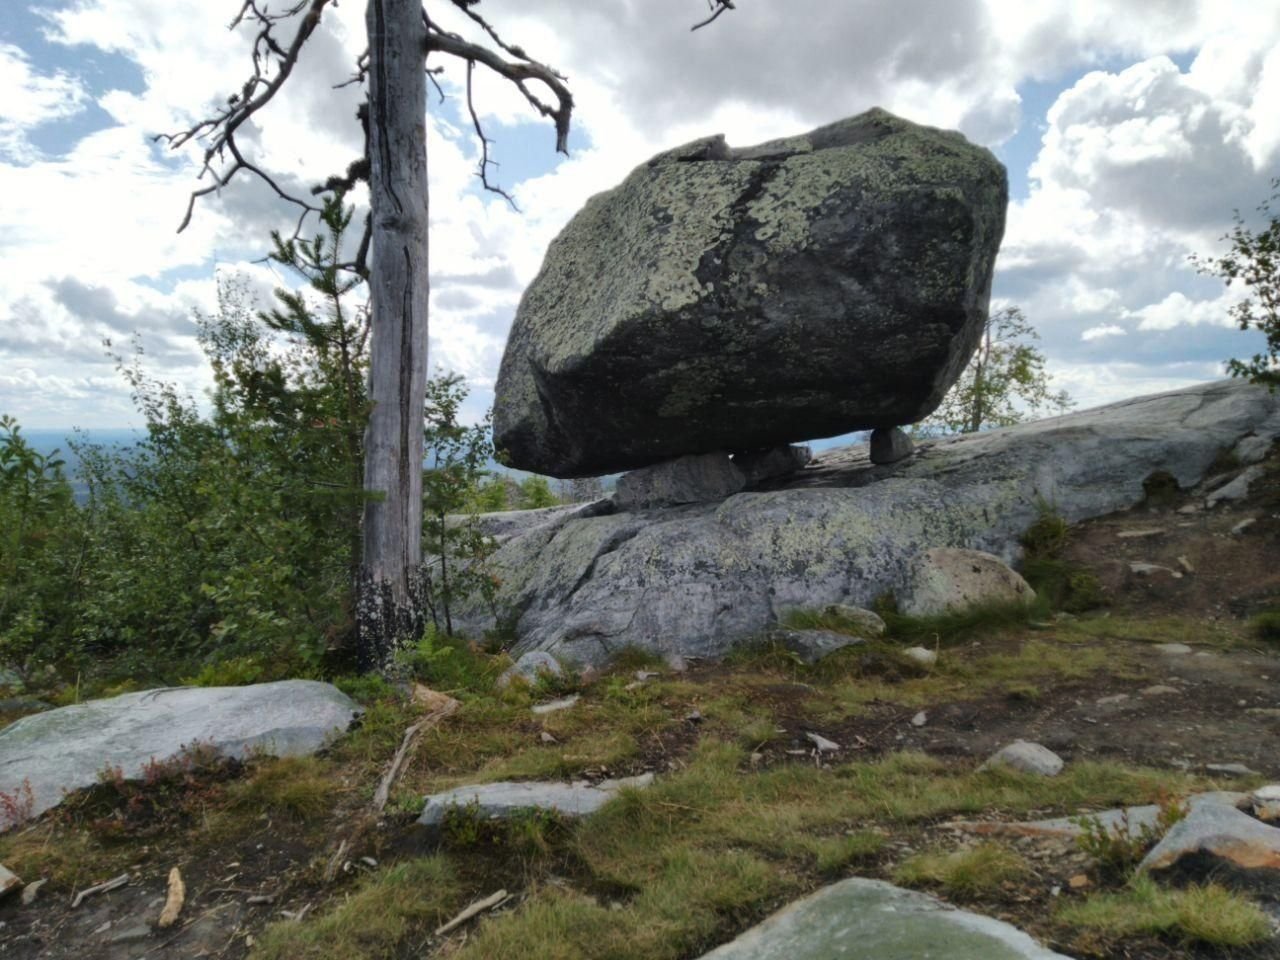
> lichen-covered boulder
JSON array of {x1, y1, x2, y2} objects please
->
[{"x1": 494, "y1": 108, "x2": 1008, "y2": 477}]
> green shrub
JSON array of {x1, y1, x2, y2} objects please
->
[{"x1": 1248, "y1": 611, "x2": 1280, "y2": 643}]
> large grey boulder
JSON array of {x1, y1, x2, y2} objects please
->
[
  {"x1": 457, "y1": 380, "x2": 1280, "y2": 666},
  {"x1": 0, "y1": 680, "x2": 360, "y2": 826},
  {"x1": 695, "y1": 877, "x2": 1071, "y2": 959},
  {"x1": 495, "y1": 108, "x2": 1008, "y2": 477}
]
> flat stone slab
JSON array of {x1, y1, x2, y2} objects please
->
[
  {"x1": 418, "y1": 774, "x2": 654, "y2": 828},
  {"x1": 0, "y1": 680, "x2": 360, "y2": 826},
  {"x1": 1141, "y1": 800, "x2": 1280, "y2": 890},
  {"x1": 695, "y1": 877, "x2": 1071, "y2": 959},
  {"x1": 955, "y1": 791, "x2": 1248, "y2": 839}
]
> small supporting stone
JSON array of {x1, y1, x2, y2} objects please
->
[
  {"x1": 614, "y1": 452, "x2": 746, "y2": 510},
  {"x1": 732, "y1": 444, "x2": 812, "y2": 486},
  {"x1": 869, "y1": 427, "x2": 913, "y2": 465}
]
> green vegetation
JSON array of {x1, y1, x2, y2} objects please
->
[
  {"x1": 915, "y1": 306, "x2": 1074, "y2": 435},
  {"x1": 1248, "y1": 610, "x2": 1280, "y2": 643},
  {"x1": 1193, "y1": 177, "x2": 1280, "y2": 388},
  {"x1": 0, "y1": 201, "x2": 567, "y2": 694},
  {"x1": 1058, "y1": 875, "x2": 1272, "y2": 948},
  {"x1": 1073, "y1": 793, "x2": 1187, "y2": 879},
  {"x1": 893, "y1": 841, "x2": 1030, "y2": 898}
]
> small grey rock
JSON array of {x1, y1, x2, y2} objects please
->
[
  {"x1": 0, "y1": 863, "x2": 20, "y2": 899},
  {"x1": 821, "y1": 605, "x2": 887, "y2": 638},
  {"x1": 1154, "y1": 642, "x2": 1193, "y2": 655},
  {"x1": 1206, "y1": 762, "x2": 1260, "y2": 778},
  {"x1": 1232, "y1": 434, "x2": 1273, "y2": 465},
  {"x1": 981, "y1": 740, "x2": 1064, "y2": 777},
  {"x1": 1206, "y1": 465, "x2": 1265, "y2": 506},
  {"x1": 1231, "y1": 517, "x2": 1257, "y2": 536},
  {"x1": 869, "y1": 427, "x2": 914, "y2": 465},
  {"x1": 614, "y1": 453, "x2": 746, "y2": 510},
  {"x1": 418, "y1": 774, "x2": 654, "y2": 829},
  {"x1": 497, "y1": 651, "x2": 564, "y2": 690},
  {"x1": 902, "y1": 646, "x2": 938, "y2": 667},
  {"x1": 901, "y1": 548, "x2": 1035, "y2": 618},
  {"x1": 910, "y1": 711, "x2": 928, "y2": 727},
  {"x1": 771, "y1": 629, "x2": 865, "y2": 666}
]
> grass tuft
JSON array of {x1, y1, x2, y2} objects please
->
[
  {"x1": 893, "y1": 841, "x2": 1030, "y2": 898},
  {"x1": 1057, "y1": 874, "x2": 1272, "y2": 948}
]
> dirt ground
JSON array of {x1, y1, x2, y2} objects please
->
[{"x1": 3, "y1": 454, "x2": 1279, "y2": 959}]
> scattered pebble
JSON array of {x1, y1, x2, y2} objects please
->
[
  {"x1": 1230, "y1": 517, "x2": 1257, "y2": 536},
  {"x1": 910, "y1": 711, "x2": 928, "y2": 727},
  {"x1": 1176, "y1": 555, "x2": 1195, "y2": 573},
  {"x1": 1068, "y1": 874, "x2": 1090, "y2": 889},
  {"x1": 1140, "y1": 685, "x2": 1181, "y2": 696}
]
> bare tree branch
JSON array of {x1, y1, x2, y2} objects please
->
[
  {"x1": 423, "y1": 14, "x2": 574, "y2": 154},
  {"x1": 692, "y1": 0, "x2": 735, "y2": 31},
  {"x1": 155, "y1": 0, "x2": 333, "y2": 234},
  {"x1": 465, "y1": 60, "x2": 518, "y2": 210}
]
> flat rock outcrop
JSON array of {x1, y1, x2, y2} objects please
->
[
  {"x1": 495, "y1": 108, "x2": 1007, "y2": 477},
  {"x1": 460, "y1": 380, "x2": 1280, "y2": 666},
  {"x1": 0, "y1": 680, "x2": 360, "y2": 826},
  {"x1": 694, "y1": 877, "x2": 1071, "y2": 959}
]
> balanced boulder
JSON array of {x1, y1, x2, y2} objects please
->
[{"x1": 494, "y1": 108, "x2": 1008, "y2": 477}]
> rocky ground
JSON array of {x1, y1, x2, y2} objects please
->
[{"x1": 2, "y1": 448, "x2": 1280, "y2": 959}]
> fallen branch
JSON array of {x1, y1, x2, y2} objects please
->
[
  {"x1": 435, "y1": 888, "x2": 509, "y2": 936},
  {"x1": 322, "y1": 838, "x2": 349, "y2": 883},
  {"x1": 157, "y1": 867, "x2": 186, "y2": 929},
  {"x1": 371, "y1": 694, "x2": 460, "y2": 813},
  {"x1": 71, "y1": 873, "x2": 130, "y2": 908}
]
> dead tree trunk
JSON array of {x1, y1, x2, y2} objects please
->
[{"x1": 357, "y1": 0, "x2": 431, "y2": 669}]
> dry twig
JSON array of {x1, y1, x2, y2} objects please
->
[{"x1": 435, "y1": 888, "x2": 509, "y2": 936}]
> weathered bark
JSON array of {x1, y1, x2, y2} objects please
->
[{"x1": 357, "y1": 0, "x2": 430, "y2": 669}]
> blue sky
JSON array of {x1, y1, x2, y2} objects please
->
[{"x1": 2, "y1": 0, "x2": 1278, "y2": 432}]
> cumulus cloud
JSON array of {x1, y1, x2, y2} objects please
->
[
  {"x1": 0, "y1": 43, "x2": 88, "y2": 161},
  {"x1": 3, "y1": 0, "x2": 1280, "y2": 427}
]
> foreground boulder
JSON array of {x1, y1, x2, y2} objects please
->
[
  {"x1": 458, "y1": 380, "x2": 1280, "y2": 666},
  {"x1": 0, "y1": 680, "x2": 360, "y2": 826},
  {"x1": 695, "y1": 877, "x2": 1071, "y2": 959},
  {"x1": 495, "y1": 108, "x2": 1008, "y2": 477}
]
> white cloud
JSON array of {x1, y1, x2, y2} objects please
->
[
  {"x1": 3, "y1": 1, "x2": 1280, "y2": 430},
  {"x1": 1081, "y1": 324, "x2": 1126, "y2": 341},
  {"x1": 0, "y1": 43, "x2": 88, "y2": 161}
]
